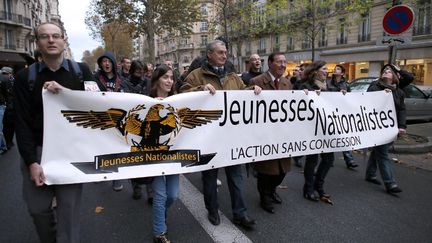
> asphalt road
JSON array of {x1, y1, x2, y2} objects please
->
[{"x1": 1, "y1": 142, "x2": 432, "y2": 243}]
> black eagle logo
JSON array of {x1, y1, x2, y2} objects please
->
[{"x1": 61, "y1": 104, "x2": 223, "y2": 151}]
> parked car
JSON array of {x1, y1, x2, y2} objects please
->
[{"x1": 349, "y1": 77, "x2": 432, "y2": 121}]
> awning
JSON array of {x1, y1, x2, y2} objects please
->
[{"x1": 0, "y1": 51, "x2": 28, "y2": 64}]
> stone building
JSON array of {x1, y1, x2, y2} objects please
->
[{"x1": 0, "y1": 0, "x2": 70, "y2": 71}]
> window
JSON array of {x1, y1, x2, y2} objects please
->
[
  {"x1": 414, "y1": 0, "x2": 431, "y2": 35},
  {"x1": 287, "y1": 37, "x2": 294, "y2": 50},
  {"x1": 201, "y1": 35, "x2": 208, "y2": 46},
  {"x1": 358, "y1": 13, "x2": 371, "y2": 42},
  {"x1": 258, "y1": 38, "x2": 266, "y2": 54},
  {"x1": 337, "y1": 18, "x2": 348, "y2": 44},
  {"x1": 200, "y1": 22, "x2": 208, "y2": 32},
  {"x1": 302, "y1": 34, "x2": 311, "y2": 49},
  {"x1": 4, "y1": 29, "x2": 15, "y2": 49},
  {"x1": 201, "y1": 3, "x2": 208, "y2": 16},
  {"x1": 318, "y1": 25, "x2": 327, "y2": 47},
  {"x1": 245, "y1": 41, "x2": 251, "y2": 55},
  {"x1": 4, "y1": 0, "x2": 12, "y2": 20}
]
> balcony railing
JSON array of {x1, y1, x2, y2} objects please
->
[
  {"x1": 336, "y1": 36, "x2": 347, "y2": 45},
  {"x1": 178, "y1": 43, "x2": 194, "y2": 50},
  {"x1": 413, "y1": 26, "x2": 431, "y2": 36},
  {"x1": 0, "y1": 11, "x2": 31, "y2": 27},
  {"x1": 272, "y1": 47, "x2": 280, "y2": 52},
  {"x1": 4, "y1": 44, "x2": 16, "y2": 50},
  {"x1": 358, "y1": 33, "x2": 371, "y2": 42},
  {"x1": 318, "y1": 39, "x2": 328, "y2": 47},
  {"x1": 301, "y1": 42, "x2": 311, "y2": 49},
  {"x1": 257, "y1": 48, "x2": 266, "y2": 54}
]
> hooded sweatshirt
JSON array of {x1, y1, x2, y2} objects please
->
[{"x1": 96, "y1": 51, "x2": 122, "y2": 92}]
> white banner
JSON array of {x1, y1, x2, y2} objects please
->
[{"x1": 42, "y1": 90, "x2": 398, "y2": 185}]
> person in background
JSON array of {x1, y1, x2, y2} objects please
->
[
  {"x1": 241, "y1": 54, "x2": 262, "y2": 86},
  {"x1": 144, "y1": 63, "x2": 154, "y2": 80},
  {"x1": 365, "y1": 64, "x2": 413, "y2": 194},
  {"x1": 149, "y1": 64, "x2": 178, "y2": 243},
  {"x1": 327, "y1": 64, "x2": 359, "y2": 169},
  {"x1": 119, "y1": 57, "x2": 131, "y2": 80},
  {"x1": 121, "y1": 60, "x2": 154, "y2": 203},
  {"x1": 94, "y1": 51, "x2": 124, "y2": 191},
  {"x1": 299, "y1": 60, "x2": 334, "y2": 204},
  {"x1": 0, "y1": 67, "x2": 11, "y2": 154},
  {"x1": 0, "y1": 67, "x2": 15, "y2": 152}
]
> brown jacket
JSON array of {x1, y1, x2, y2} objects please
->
[
  {"x1": 249, "y1": 72, "x2": 292, "y2": 175},
  {"x1": 181, "y1": 66, "x2": 247, "y2": 92}
]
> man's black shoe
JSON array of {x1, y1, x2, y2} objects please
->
[
  {"x1": 233, "y1": 216, "x2": 256, "y2": 229},
  {"x1": 208, "y1": 211, "x2": 220, "y2": 226},
  {"x1": 365, "y1": 178, "x2": 382, "y2": 185},
  {"x1": 260, "y1": 202, "x2": 275, "y2": 214},
  {"x1": 347, "y1": 162, "x2": 359, "y2": 169},
  {"x1": 271, "y1": 192, "x2": 282, "y2": 204},
  {"x1": 387, "y1": 186, "x2": 402, "y2": 194}
]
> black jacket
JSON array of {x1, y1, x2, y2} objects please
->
[
  {"x1": 13, "y1": 60, "x2": 102, "y2": 166},
  {"x1": 327, "y1": 76, "x2": 351, "y2": 92},
  {"x1": 367, "y1": 70, "x2": 413, "y2": 129}
]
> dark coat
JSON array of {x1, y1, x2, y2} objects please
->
[{"x1": 249, "y1": 72, "x2": 292, "y2": 175}]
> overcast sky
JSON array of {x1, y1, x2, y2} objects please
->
[{"x1": 58, "y1": 0, "x2": 101, "y2": 61}]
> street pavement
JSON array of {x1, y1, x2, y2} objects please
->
[{"x1": 1, "y1": 123, "x2": 432, "y2": 242}]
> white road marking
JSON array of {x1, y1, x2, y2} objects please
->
[{"x1": 179, "y1": 175, "x2": 253, "y2": 243}]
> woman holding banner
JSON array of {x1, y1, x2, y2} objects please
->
[
  {"x1": 365, "y1": 64, "x2": 413, "y2": 194},
  {"x1": 148, "y1": 64, "x2": 178, "y2": 243},
  {"x1": 299, "y1": 60, "x2": 335, "y2": 205}
]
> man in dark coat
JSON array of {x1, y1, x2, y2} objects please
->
[
  {"x1": 250, "y1": 52, "x2": 292, "y2": 214},
  {"x1": 241, "y1": 54, "x2": 262, "y2": 86}
]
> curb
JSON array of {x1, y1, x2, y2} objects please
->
[{"x1": 390, "y1": 136, "x2": 432, "y2": 154}]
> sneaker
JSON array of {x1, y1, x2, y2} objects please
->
[
  {"x1": 216, "y1": 178, "x2": 222, "y2": 186},
  {"x1": 112, "y1": 180, "x2": 123, "y2": 191},
  {"x1": 153, "y1": 232, "x2": 170, "y2": 243},
  {"x1": 346, "y1": 162, "x2": 359, "y2": 169}
]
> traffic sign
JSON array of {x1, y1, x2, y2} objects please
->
[
  {"x1": 376, "y1": 36, "x2": 412, "y2": 46},
  {"x1": 383, "y1": 5, "x2": 414, "y2": 35}
]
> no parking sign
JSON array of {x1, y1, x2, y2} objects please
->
[{"x1": 383, "y1": 5, "x2": 414, "y2": 35}]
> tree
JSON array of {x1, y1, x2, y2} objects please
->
[
  {"x1": 85, "y1": 1, "x2": 134, "y2": 60},
  {"x1": 86, "y1": 0, "x2": 202, "y2": 64},
  {"x1": 81, "y1": 46, "x2": 105, "y2": 71},
  {"x1": 278, "y1": 0, "x2": 373, "y2": 61}
]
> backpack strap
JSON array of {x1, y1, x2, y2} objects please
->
[
  {"x1": 67, "y1": 59, "x2": 83, "y2": 83},
  {"x1": 27, "y1": 62, "x2": 39, "y2": 92}
]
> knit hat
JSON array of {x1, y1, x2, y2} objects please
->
[{"x1": 381, "y1": 64, "x2": 400, "y2": 75}]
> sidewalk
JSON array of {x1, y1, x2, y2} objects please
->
[{"x1": 390, "y1": 122, "x2": 432, "y2": 171}]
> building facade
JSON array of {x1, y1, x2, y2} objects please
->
[
  {"x1": 154, "y1": 0, "x2": 217, "y2": 72},
  {"x1": 0, "y1": 0, "x2": 70, "y2": 71},
  {"x1": 228, "y1": 0, "x2": 431, "y2": 85}
]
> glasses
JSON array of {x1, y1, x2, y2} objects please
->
[{"x1": 38, "y1": 33, "x2": 63, "y2": 41}]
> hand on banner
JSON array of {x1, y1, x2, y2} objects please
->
[
  {"x1": 203, "y1": 83, "x2": 216, "y2": 95},
  {"x1": 384, "y1": 88, "x2": 392, "y2": 93},
  {"x1": 398, "y1": 128, "x2": 406, "y2": 134},
  {"x1": 316, "y1": 89, "x2": 321, "y2": 96},
  {"x1": 29, "y1": 163, "x2": 45, "y2": 186},
  {"x1": 253, "y1": 85, "x2": 262, "y2": 95},
  {"x1": 303, "y1": 89, "x2": 309, "y2": 95},
  {"x1": 341, "y1": 89, "x2": 347, "y2": 95},
  {"x1": 43, "y1": 81, "x2": 69, "y2": 94}
]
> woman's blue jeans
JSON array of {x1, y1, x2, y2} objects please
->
[
  {"x1": 152, "y1": 174, "x2": 179, "y2": 236},
  {"x1": 365, "y1": 143, "x2": 396, "y2": 188}
]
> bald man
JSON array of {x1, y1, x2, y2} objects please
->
[{"x1": 241, "y1": 54, "x2": 262, "y2": 86}]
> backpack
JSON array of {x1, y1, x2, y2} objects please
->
[{"x1": 28, "y1": 59, "x2": 83, "y2": 92}]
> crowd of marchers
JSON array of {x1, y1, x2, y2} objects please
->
[{"x1": 4, "y1": 21, "x2": 414, "y2": 243}]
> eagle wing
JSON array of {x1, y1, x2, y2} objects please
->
[
  {"x1": 61, "y1": 108, "x2": 127, "y2": 133},
  {"x1": 176, "y1": 108, "x2": 223, "y2": 129}
]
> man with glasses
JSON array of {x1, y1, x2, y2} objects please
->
[{"x1": 14, "y1": 22, "x2": 103, "y2": 242}]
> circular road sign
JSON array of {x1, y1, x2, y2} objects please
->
[{"x1": 383, "y1": 5, "x2": 414, "y2": 35}]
